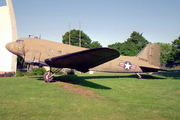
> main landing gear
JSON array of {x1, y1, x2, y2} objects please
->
[
  {"x1": 43, "y1": 68, "x2": 63, "y2": 83},
  {"x1": 136, "y1": 73, "x2": 142, "y2": 79}
]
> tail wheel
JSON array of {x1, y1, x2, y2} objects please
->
[{"x1": 43, "y1": 71, "x2": 54, "y2": 83}]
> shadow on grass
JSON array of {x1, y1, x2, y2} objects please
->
[
  {"x1": 77, "y1": 74, "x2": 166, "y2": 80},
  {"x1": 54, "y1": 75, "x2": 112, "y2": 89},
  {"x1": 157, "y1": 71, "x2": 180, "y2": 80},
  {"x1": 33, "y1": 75, "x2": 111, "y2": 90},
  {"x1": 32, "y1": 73, "x2": 166, "y2": 90}
]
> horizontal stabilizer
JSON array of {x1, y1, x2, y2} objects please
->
[
  {"x1": 45, "y1": 48, "x2": 120, "y2": 72},
  {"x1": 140, "y1": 66, "x2": 168, "y2": 72}
]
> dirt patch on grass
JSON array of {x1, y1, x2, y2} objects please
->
[
  {"x1": 146, "y1": 109, "x2": 160, "y2": 114},
  {"x1": 39, "y1": 81, "x2": 95, "y2": 96},
  {"x1": 63, "y1": 83, "x2": 95, "y2": 96},
  {"x1": 153, "y1": 110, "x2": 159, "y2": 114},
  {"x1": 55, "y1": 81, "x2": 95, "y2": 96},
  {"x1": 54, "y1": 81, "x2": 110, "y2": 101}
]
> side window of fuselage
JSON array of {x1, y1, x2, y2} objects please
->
[
  {"x1": 49, "y1": 49, "x2": 53, "y2": 52},
  {"x1": 58, "y1": 50, "x2": 62, "y2": 54}
]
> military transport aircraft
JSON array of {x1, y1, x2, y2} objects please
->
[
  {"x1": 6, "y1": 37, "x2": 165, "y2": 82},
  {"x1": 6, "y1": 37, "x2": 119, "y2": 82}
]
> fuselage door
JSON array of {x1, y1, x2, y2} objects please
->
[{"x1": 32, "y1": 51, "x2": 41, "y2": 63}]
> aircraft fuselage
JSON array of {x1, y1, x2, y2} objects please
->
[{"x1": 6, "y1": 37, "x2": 161, "y2": 74}]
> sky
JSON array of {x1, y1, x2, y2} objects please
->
[{"x1": 0, "y1": 0, "x2": 180, "y2": 47}]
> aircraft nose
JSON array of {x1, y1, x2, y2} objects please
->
[
  {"x1": 5, "y1": 42, "x2": 25, "y2": 57},
  {"x1": 5, "y1": 42, "x2": 13, "y2": 51}
]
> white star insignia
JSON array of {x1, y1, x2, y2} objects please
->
[{"x1": 125, "y1": 62, "x2": 131, "y2": 70}]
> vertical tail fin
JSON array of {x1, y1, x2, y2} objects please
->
[{"x1": 136, "y1": 43, "x2": 161, "y2": 67}]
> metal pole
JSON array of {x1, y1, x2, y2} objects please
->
[
  {"x1": 69, "y1": 23, "x2": 71, "y2": 45},
  {"x1": 79, "y1": 21, "x2": 81, "y2": 47}
]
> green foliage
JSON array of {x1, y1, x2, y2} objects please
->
[
  {"x1": 156, "y1": 42, "x2": 172, "y2": 66},
  {"x1": 51, "y1": 67, "x2": 56, "y2": 73},
  {"x1": 16, "y1": 68, "x2": 46, "y2": 77},
  {"x1": 31, "y1": 67, "x2": 46, "y2": 75},
  {"x1": 66, "y1": 69, "x2": 75, "y2": 75},
  {"x1": 16, "y1": 70, "x2": 24, "y2": 77},
  {"x1": 167, "y1": 36, "x2": 180, "y2": 67},
  {"x1": 129, "y1": 31, "x2": 149, "y2": 50},
  {"x1": 108, "y1": 31, "x2": 149, "y2": 56},
  {"x1": 17, "y1": 56, "x2": 27, "y2": 68},
  {"x1": 51, "y1": 68, "x2": 65, "y2": 75},
  {"x1": 23, "y1": 72, "x2": 32, "y2": 76},
  {"x1": 89, "y1": 41, "x2": 102, "y2": 49},
  {"x1": 4, "y1": 72, "x2": 15, "y2": 77},
  {"x1": 62, "y1": 29, "x2": 92, "y2": 48},
  {"x1": 172, "y1": 37, "x2": 180, "y2": 64}
]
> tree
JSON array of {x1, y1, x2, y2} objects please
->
[
  {"x1": 108, "y1": 31, "x2": 149, "y2": 56},
  {"x1": 167, "y1": 36, "x2": 180, "y2": 67},
  {"x1": 156, "y1": 42, "x2": 172, "y2": 67},
  {"x1": 89, "y1": 41, "x2": 102, "y2": 49},
  {"x1": 62, "y1": 29, "x2": 92, "y2": 48},
  {"x1": 108, "y1": 42, "x2": 121, "y2": 53},
  {"x1": 127, "y1": 31, "x2": 149, "y2": 51}
]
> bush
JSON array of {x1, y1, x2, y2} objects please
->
[
  {"x1": 56, "y1": 71, "x2": 65, "y2": 75},
  {"x1": 4, "y1": 72, "x2": 15, "y2": 77},
  {"x1": 66, "y1": 69, "x2": 75, "y2": 75},
  {"x1": 15, "y1": 67, "x2": 67, "y2": 77},
  {"x1": 51, "y1": 68, "x2": 65, "y2": 75},
  {"x1": 16, "y1": 70, "x2": 23, "y2": 77},
  {"x1": 0, "y1": 74, "x2": 4, "y2": 77},
  {"x1": 31, "y1": 67, "x2": 46, "y2": 75},
  {"x1": 23, "y1": 72, "x2": 32, "y2": 76}
]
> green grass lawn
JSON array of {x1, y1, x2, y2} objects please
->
[{"x1": 0, "y1": 72, "x2": 180, "y2": 120}]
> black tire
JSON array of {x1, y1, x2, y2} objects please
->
[{"x1": 43, "y1": 71, "x2": 54, "y2": 83}]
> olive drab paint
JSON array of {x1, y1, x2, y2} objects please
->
[{"x1": 6, "y1": 37, "x2": 165, "y2": 82}]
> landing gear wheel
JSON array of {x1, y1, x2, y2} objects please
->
[{"x1": 43, "y1": 71, "x2": 54, "y2": 83}]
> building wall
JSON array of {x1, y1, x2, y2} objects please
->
[{"x1": 0, "y1": 0, "x2": 17, "y2": 73}]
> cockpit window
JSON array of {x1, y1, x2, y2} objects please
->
[{"x1": 16, "y1": 40, "x2": 24, "y2": 44}]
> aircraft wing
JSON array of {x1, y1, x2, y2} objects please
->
[
  {"x1": 45, "y1": 48, "x2": 120, "y2": 72},
  {"x1": 140, "y1": 66, "x2": 168, "y2": 72}
]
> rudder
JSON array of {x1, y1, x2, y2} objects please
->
[{"x1": 136, "y1": 43, "x2": 161, "y2": 67}]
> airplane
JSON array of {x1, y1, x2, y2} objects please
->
[
  {"x1": 5, "y1": 37, "x2": 165, "y2": 82},
  {"x1": 5, "y1": 37, "x2": 120, "y2": 82}
]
